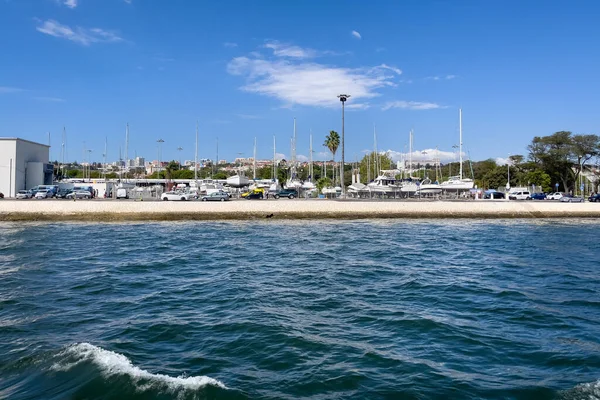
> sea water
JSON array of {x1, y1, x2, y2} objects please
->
[{"x1": 0, "y1": 220, "x2": 599, "y2": 399}]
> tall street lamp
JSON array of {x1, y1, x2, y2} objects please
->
[{"x1": 337, "y1": 94, "x2": 350, "y2": 197}]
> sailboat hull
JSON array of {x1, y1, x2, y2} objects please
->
[{"x1": 227, "y1": 175, "x2": 250, "y2": 187}]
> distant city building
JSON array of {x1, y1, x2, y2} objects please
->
[
  {"x1": 134, "y1": 157, "x2": 145, "y2": 167},
  {"x1": 218, "y1": 159, "x2": 227, "y2": 165}
]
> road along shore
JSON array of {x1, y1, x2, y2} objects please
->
[{"x1": 1, "y1": 199, "x2": 600, "y2": 221}]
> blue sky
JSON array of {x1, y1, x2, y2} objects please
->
[{"x1": 1, "y1": 0, "x2": 599, "y2": 165}]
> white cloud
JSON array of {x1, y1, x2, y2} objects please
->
[
  {"x1": 495, "y1": 157, "x2": 512, "y2": 166},
  {"x1": 36, "y1": 19, "x2": 123, "y2": 46},
  {"x1": 56, "y1": 0, "x2": 77, "y2": 8},
  {"x1": 264, "y1": 40, "x2": 317, "y2": 58},
  {"x1": 275, "y1": 152, "x2": 287, "y2": 160},
  {"x1": 382, "y1": 101, "x2": 442, "y2": 111},
  {"x1": 316, "y1": 151, "x2": 330, "y2": 159},
  {"x1": 296, "y1": 154, "x2": 308, "y2": 162},
  {"x1": 446, "y1": 75, "x2": 456, "y2": 80},
  {"x1": 0, "y1": 86, "x2": 23, "y2": 93},
  {"x1": 223, "y1": 42, "x2": 238, "y2": 48},
  {"x1": 386, "y1": 149, "x2": 462, "y2": 163},
  {"x1": 351, "y1": 30, "x2": 362, "y2": 39},
  {"x1": 124, "y1": 0, "x2": 132, "y2": 3},
  {"x1": 345, "y1": 103, "x2": 371, "y2": 110},
  {"x1": 33, "y1": 96, "x2": 65, "y2": 102},
  {"x1": 227, "y1": 50, "x2": 402, "y2": 108}
]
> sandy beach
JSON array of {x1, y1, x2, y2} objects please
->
[{"x1": 1, "y1": 199, "x2": 599, "y2": 221}]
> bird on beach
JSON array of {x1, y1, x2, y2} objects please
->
[{"x1": 265, "y1": 214, "x2": 274, "y2": 218}]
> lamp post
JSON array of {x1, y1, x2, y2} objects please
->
[
  {"x1": 337, "y1": 94, "x2": 350, "y2": 197},
  {"x1": 87, "y1": 149, "x2": 92, "y2": 180}
]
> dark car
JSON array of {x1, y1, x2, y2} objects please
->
[
  {"x1": 483, "y1": 191, "x2": 505, "y2": 199},
  {"x1": 528, "y1": 192, "x2": 547, "y2": 200},
  {"x1": 588, "y1": 193, "x2": 600, "y2": 202},
  {"x1": 274, "y1": 189, "x2": 298, "y2": 199}
]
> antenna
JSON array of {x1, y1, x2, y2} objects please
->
[{"x1": 459, "y1": 108, "x2": 463, "y2": 180}]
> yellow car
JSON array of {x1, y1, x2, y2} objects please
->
[{"x1": 241, "y1": 188, "x2": 265, "y2": 199}]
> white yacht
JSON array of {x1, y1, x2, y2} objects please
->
[
  {"x1": 416, "y1": 178, "x2": 442, "y2": 195},
  {"x1": 367, "y1": 170, "x2": 401, "y2": 195}
]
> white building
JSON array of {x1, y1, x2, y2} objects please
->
[{"x1": 0, "y1": 138, "x2": 52, "y2": 197}]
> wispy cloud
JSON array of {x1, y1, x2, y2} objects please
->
[
  {"x1": 124, "y1": 0, "x2": 132, "y2": 3},
  {"x1": 382, "y1": 101, "x2": 442, "y2": 111},
  {"x1": 425, "y1": 75, "x2": 456, "y2": 81},
  {"x1": 236, "y1": 114, "x2": 262, "y2": 119},
  {"x1": 227, "y1": 45, "x2": 402, "y2": 108},
  {"x1": 56, "y1": 0, "x2": 77, "y2": 8},
  {"x1": 351, "y1": 30, "x2": 362, "y2": 40},
  {"x1": 264, "y1": 40, "x2": 317, "y2": 58},
  {"x1": 33, "y1": 96, "x2": 65, "y2": 102},
  {"x1": 0, "y1": 86, "x2": 24, "y2": 93},
  {"x1": 346, "y1": 103, "x2": 371, "y2": 110},
  {"x1": 36, "y1": 19, "x2": 123, "y2": 46},
  {"x1": 375, "y1": 47, "x2": 386, "y2": 53},
  {"x1": 223, "y1": 42, "x2": 238, "y2": 48}
]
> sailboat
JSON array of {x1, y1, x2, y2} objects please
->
[
  {"x1": 286, "y1": 118, "x2": 303, "y2": 189},
  {"x1": 302, "y1": 131, "x2": 316, "y2": 191},
  {"x1": 367, "y1": 126, "x2": 401, "y2": 196},
  {"x1": 440, "y1": 109, "x2": 474, "y2": 191},
  {"x1": 226, "y1": 146, "x2": 250, "y2": 188}
]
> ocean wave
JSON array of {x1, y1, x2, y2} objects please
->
[{"x1": 52, "y1": 343, "x2": 227, "y2": 391}]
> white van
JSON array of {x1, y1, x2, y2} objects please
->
[
  {"x1": 116, "y1": 188, "x2": 129, "y2": 199},
  {"x1": 509, "y1": 191, "x2": 531, "y2": 200}
]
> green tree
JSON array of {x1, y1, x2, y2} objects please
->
[
  {"x1": 358, "y1": 151, "x2": 392, "y2": 183},
  {"x1": 316, "y1": 177, "x2": 332, "y2": 193},
  {"x1": 324, "y1": 131, "x2": 340, "y2": 184}
]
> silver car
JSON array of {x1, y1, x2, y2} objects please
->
[
  {"x1": 559, "y1": 194, "x2": 584, "y2": 203},
  {"x1": 16, "y1": 190, "x2": 33, "y2": 199},
  {"x1": 201, "y1": 192, "x2": 230, "y2": 202}
]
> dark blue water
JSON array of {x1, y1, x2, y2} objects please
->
[{"x1": 1, "y1": 220, "x2": 599, "y2": 400}]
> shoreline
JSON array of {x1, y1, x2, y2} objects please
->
[{"x1": 1, "y1": 199, "x2": 600, "y2": 221}]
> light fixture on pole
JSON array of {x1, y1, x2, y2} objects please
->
[
  {"x1": 337, "y1": 94, "x2": 350, "y2": 197},
  {"x1": 87, "y1": 149, "x2": 92, "y2": 180}
]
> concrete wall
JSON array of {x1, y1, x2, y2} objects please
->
[
  {"x1": 0, "y1": 139, "x2": 49, "y2": 197},
  {"x1": 0, "y1": 140, "x2": 17, "y2": 197}
]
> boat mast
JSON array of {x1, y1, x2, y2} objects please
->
[
  {"x1": 125, "y1": 123, "x2": 129, "y2": 181},
  {"x1": 195, "y1": 121, "x2": 198, "y2": 181},
  {"x1": 253, "y1": 137, "x2": 257, "y2": 180},
  {"x1": 459, "y1": 108, "x2": 463, "y2": 180},
  {"x1": 373, "y1": 125, "x2": 378, "y2": 175},
  {"x1": 309, "y1": 130, "x2": 313, "y2": 182},
  {"x1": 409, "y1": 130, "x2": 413, "y2": 178},
  {"x1": 103, "y1": 137, "x2": 107, "y2": 180},
  {"x1": 273, "y1": 135, "x2": 276, "y2": 181}
]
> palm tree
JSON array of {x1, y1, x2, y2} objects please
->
[{"x1": 324, "y1": 130, "x2": 340, "y2": 184}]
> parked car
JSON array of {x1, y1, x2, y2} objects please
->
[
  {"x1": 483, "y1": 191, "x2": 505, "y2": 199},
  {"x1": 528, "y1": 192, "x2": 547, "y2": 200},
  {"x1": 241, "y1": 188, "x2": 265, "y2": 199},
  {"x1": 16, "y1": 190, "x2": 33, "y2": 199},
  {"x1": 560, "y1": 194, "x2": 585, "y2": 203},
  {"x1": 547, "y1": 192, "x2": 564, "y2": 200},
  {"x1": 66, "y1": 190, "x2": 92, "y2": 199},
  {"x1": 161, "y1": 191, "x2": 190, "y2": 201},
  {"x1": 588, "y1": 193, "x2": 600, "y2": 202},
  {"x1": 35, "y1": 190, "x2": 50, "y2": 199},
  {"x1": 201, "y1": 192, "x2": 230, "y2": 202},
  {"x1": 244, "y1": 189, "x2": 264, "y2": 200},
  {"x1": 508, "y1": 191, "x2": 531, "y2": 200},
  {"x1": 274, "y1": 189, "x2": 298, "y2": 199},
  {"x1": 56, "y1": 189, "x2": 73, "y2": 198},
  {"x1": 242, "y1": 188, "x2": 264, "y2": 199}
]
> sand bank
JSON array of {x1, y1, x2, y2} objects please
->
[{"x1": 1, "y1": 199, "x2": 599, "y2": 221}]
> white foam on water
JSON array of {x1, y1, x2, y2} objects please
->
[
  {"x1": 52, "y1": 343, "x2": 227, "y2": 391},
  {"x1": 560, "y1": 379, "x2": 600, "y2": 400}
]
